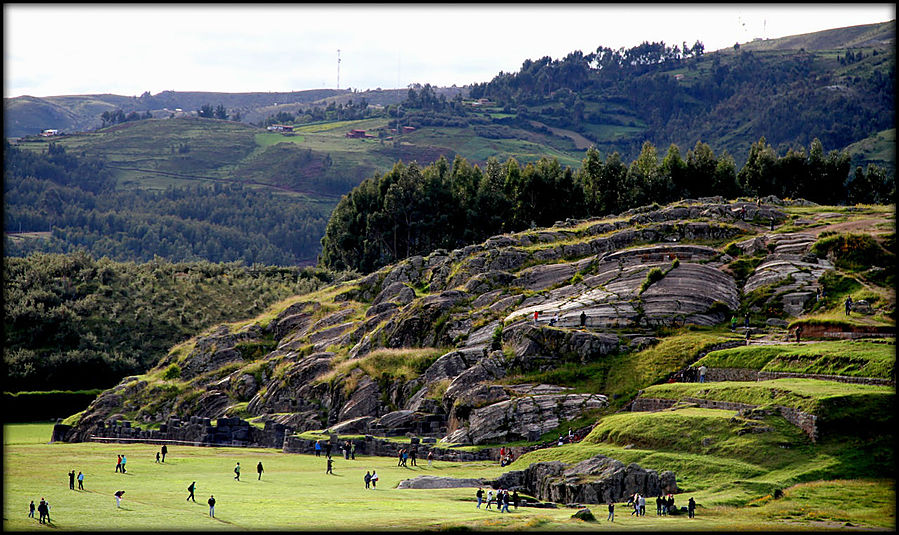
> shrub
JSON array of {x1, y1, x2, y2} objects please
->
[
  {"x1": 162, "y1": 363, "x2": 181, "y2": 380},
  {"x1": 640, "y1": 267, "x2": 665, "y2": 294}
]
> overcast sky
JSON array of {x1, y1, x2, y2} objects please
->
[{"x1": 4, "y1": 4, "x2": 895, "y2": 98}]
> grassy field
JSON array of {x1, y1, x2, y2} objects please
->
[{"x1": 3, "y1": 423, "x2": 893, "y2": 531}]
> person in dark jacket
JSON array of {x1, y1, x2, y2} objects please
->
[
  {"x1": 68, "y1": 470, "x2": 76, "y2": 490},
  {"x1": 161, "y1": 444, "x2": 168, "y2": 462},
  {"x1": 187, "y1": 481, "x2": 196, "y2": 502},
  {"x1": 257, "y1": 462, "x2": 264, "y2": 480},
  {"x1": 688, "y1": 497, "x2": 696, "y2": 518},
  {"x1": 364, "y1": 471, "x2": 372, "y2": 489},
  {"x1": 208, "y1": 495, "x2": 215, "y2": 517}
]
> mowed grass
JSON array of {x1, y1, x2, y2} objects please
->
[{"x1": 4, "y1": 424, "x2": 894, "y2": 531}]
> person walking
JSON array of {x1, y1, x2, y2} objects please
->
[
  {"x1": 28, "y1": 500, "x2": 35, "y2": 519},
  {"x1": 845, "y1": 295, "x2": 853, "y2": 316},
  {"x1": 257, "y1": 461, "x2": 264, "y2": 480},
  {"x1": 476, "y1": 487, "x2": 484, "y2": 509},
  {"x1": 501, "y1": 490, "x2": 511, "y2": 513},
  {"x1": 77, "y1": 471, "x2": 84, "y2": 490},
  {"x1": 409, "y1": 448, "x2": 417, "y2": 466},
  {"x1": 69, "y1": 469, "x2": 76, "y2": 490},
  {"x1": 688, "y1": 497, "x2": 696, "y2": 518},
  {"x1": 533, "y1": 310, "x2": 539, "y2": 326},
  {"x1": 233, "y1": 462, "x2": 241, "y2": 481},
  {"x1": 314, "y1": 440, "x2": 321, "y2": 457},
  {"x1": 187, "y1": 481, "x2": 196, "y2": 502},
  {"x1": 114, "y1": 490, "x2": 125, "y2": 508},
  {"x1": 370, "y1": 470, "x2": 378, "y2": 488},
  {"x1": 325, "y1": 441, "x2": 332, "y2": 459},
  {"x1": 630, "y1": 493, "x2": 639, "y2": 516},
  {"x1": 161, "y1": 444, "x2": 168, "y2": 462},
  {"x1": 326, "y1": 458, "x2": 333, "y2": 475},
  {"x1": 208, "y1": 495, "x2": 215, "y2": 517},
  {"x1": 485, "y1": 489, "x2": 494, "y2": 510},
  {"x1": 639, "y1": 493, "x2": 646, "y2": 516},
  {"x1": 121, "y1": 454, "x2": 127, "y2": 473},
  {"x1": 698, "y1": 364, "x2": 707, "y2": 383},
  {"x1": 115, "y1": 455, "x2": 122, "y2": 473},
  {"x1": 364, "y1": 471, "x2": 372, "y2": 489}
]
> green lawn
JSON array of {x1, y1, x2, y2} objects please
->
[{"x1": 3, "y1": 423, "x2": 893, "y2": 531}]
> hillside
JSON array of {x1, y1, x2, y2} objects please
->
[{"x1": 60, "y1": 197, "x2": 893, "y2": 441}]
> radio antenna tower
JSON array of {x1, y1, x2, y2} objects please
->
[{"x1": 337, "y1": 49, "x2": 341, "y2": 90}]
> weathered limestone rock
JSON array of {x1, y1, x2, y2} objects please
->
[
  {"x1": 464, "y1": 394, "x2": 608, "y2": 445},
  {"x1": 397, "y1": 475, "x2": 488, "y2": 489}
]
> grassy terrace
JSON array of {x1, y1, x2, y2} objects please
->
[{"x1": 697, "y1": 339, "x2": 896, "y2": 378}]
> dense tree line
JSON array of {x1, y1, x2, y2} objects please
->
[
  {"x1": 3, "y1": 252, "x2": 345, "y2": 391},
  {"x1": 319, "y1": 139, "x2": 894, "y2": 273},
  {"x1": 100, "y1": 109, "x2": 153, "y2": 127},
  {"x1": 4, "y1": 142, "x2": 331, "y2": 265}
]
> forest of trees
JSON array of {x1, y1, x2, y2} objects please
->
[
  {"x1": 319, "y1": 138, "x2": 894, "y2": 273},
  {"x1": 4, "y1": 142, "x2": 331, "y2": 265},
  {"x1": 3, "y1": 252, "x2": 344, "y2": 391}
]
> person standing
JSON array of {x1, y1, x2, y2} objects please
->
[
  {"x1": 121, "y1": 455, "x2": 127, "y2": 473},
  {"x1": 314, "y1": 440, "x2": 321, "y2": 457},
  {"x1": 233, "y1": 462, "x2": 241, "y2": 481},
  {"x1": 187, "y1": 481, "x2": 196, "y2": 502},
  {"x1": 325, "y1": 441, "x2": 332, "y2": 459},
  {"x1": 667, "y1": 494, "x2": 675, "y2": 516},
  {"x1": 698, "y1": 364, "x2": 707, "y2": 383},
  {"x1": 343, "y1": 441, "x2": 350, "y2": 460},
  {"x1": 114, "y1": 490, "x2": 125, "y2": 508},
  {"x1": 533, "y1": 310, "x2": 539, "y2": 326},
  {"x1": 208, "y1": 495, "x2": 215, "y2": 518},
  {"x1": 364, "y1": 471, "x2": 372, "y2": 489},
  {"x1": 656, "y1": 495, "x2": 663, "y2": 516},
  {"x1": 37, "y1": 498, "x2": 48, "y2": 524},
  {"x1": 580, "y1": 310, "x2": 587, "y2": 328},
  {"x1": 29, "y1": 500, "x2": 35, "y2": 519},
  {"x1": 69, "y1": 469, "x2": 76, "y2": 490},
  {"x1": 512, "y1": 490, "x2": 520, "y2": 510},
  {"x1": 350, "y1": 441, "x2": 356, "y2": 460},
  {"x1": 156, "y1": 451, "x2": 161, "y2": 463},
  {"x1": 257, "y1": 462, "x2": 264, "y2": 480},
  {"x1": 370, "y1": 470, "x2": 378, "y2": 488},
  {"x1": 77, "y1": 471, "x2": 84, "y2": 490},
  {"x1": 409, "y1": 448, "x2": 417, "y2": 466},
  {"x1": 326, "y1": 458, "x2": 333, "y2": 475},
  {"x1": 427, "y1": 451, "x2": 433, "y2": 468},
  {"x1": 796, "y1": 325, "x2": 803, "y2": 343},
  {"x1": 476, "y1": 487, "x2": 484, "y2": 509},
  {"x1": 639, "y1": 493, "x2": 646, "y2": 516},
  {"x1": 161, "y1": 444, "x2": 168, "y2": 462},
  {"x1": 688, "y1": 497, "x2": 696, "y2": 518},
  {"x1": 845, "y1": 295, "x2": 853, "y2": 316},
  {"x1": 607, "y1": 501, "x2": 614, "y2": 522}
]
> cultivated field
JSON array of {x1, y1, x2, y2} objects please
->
[{"x1": 3, "y1": 423, "x2": 893, "y2": 531}]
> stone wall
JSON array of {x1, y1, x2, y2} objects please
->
[
  {"x1": 704, "y1": 367, "x2": 892, "y2": 386},
  {"x1": 66, "y1": 416, "x2": 291, "y2": 449}
]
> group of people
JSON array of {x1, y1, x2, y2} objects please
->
[
  {"x1": 341, "y1": 440, "x2": 356, "y2": 460},
  {"x1": 28, "y1": 498, "x2": 51, "y2": 524},
  {"x1": 498, "y1": 446, "x2": 515, "y2": 467},
  {"x1": 154, "y1": 444, "x2": 168, "y2": 463},
  {"x1": 396, "y1": 447, "x2": 416, "y2": 467},
  {"x1": 115, "y1": 454, "x2": 128, "y2": 473},
  {"x1": 67, "y1": 469, "x2": 85, "y2": 490},
  {"x1": 475, "y1": 487, "x2": 519, "y2": 512},
  {"x1": 656, "y1": 494, "x2": 676, "y2": 515},
  {"x1": 362, "y1": 470, "x2": 379, "y2": 488}
]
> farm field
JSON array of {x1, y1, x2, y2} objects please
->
[{"x1": 3, "y1": 423, "x2": 893, "y2": 531}]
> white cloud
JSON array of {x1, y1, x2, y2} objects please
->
[{"x1": 4, "y1": 4, "x2": 895, "y2": 97}]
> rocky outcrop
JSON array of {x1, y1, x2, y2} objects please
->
[
  {"x1": 491, "y1": 454, "x2": 678, "y2": 504},
  {"x1": 397, "y1": 475, "x2": 489, "y2": 489}
]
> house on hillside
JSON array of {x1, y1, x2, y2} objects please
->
[
  {"x1": 346, "y1": 129, "x2": 374, "y2": 138},
  {"x1": 267, "y1": 124, "x2": 293, "y2": 132},
  {"x1": 402, "y1": 126, "x2": 416, "y2": 133},
  {"x1": 40, "y1": 129, "x2": 60, "y2": 137},
  {"x1": 674, "y1": 74, "x2": 685, "y2": 81}
]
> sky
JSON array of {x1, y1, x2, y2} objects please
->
[{"x1": 4, "y1": 4, "x2": 895, "y2": 98}]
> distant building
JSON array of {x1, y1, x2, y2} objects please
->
[
  {"x1": 267, "y1": 124, "x2": 294, "y2": 132},
  {"x1": 674, "y1": 74, "x2": 685, "y2": 81},
  {"x1": 40, "y1": 129, "x2": 60, "y2": 137},
  {"x1": 402, "y1": 126, "x2": 416, "y2": 133},
  {"x1": 346, "y1": 129, "x2": 374, "y2": 138}
]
